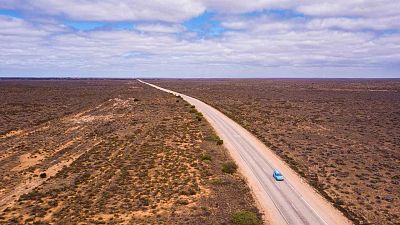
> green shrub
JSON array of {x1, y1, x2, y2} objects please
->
[
  {"x1": 334, "y1": 198, "x2": 344, "y2": 206},
  {"x1": 204, "y1": 134, "x2": 220, "y2": 142},
  {"x1": 39, "y1": 173, "x2": 47, "y2": 179},
  {"x1": 209, "y1": 178, "x2": 225, "y2": 185},
  {"x1": 176, "y1": 199, "x2": 189, "y2": 205},
  {"x1": 205, "y1": 134, "x2": 223, "y2": 145},
  {"x1": 222, "y1": 162, "x2": 238, "y2": 174},
  {"x1": 196, "y1": 112, "x2": 203, "y2": 121},
  {"x1": 200, "y1": 154, "x2": 212, "y2": 161},
  {"x1": 180, "y1": 188, "x2": 196, "y2": 196},
  {"x1": 231, "y1": 211, "x2": 260, "y2": 225}
]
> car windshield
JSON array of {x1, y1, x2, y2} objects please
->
[{"x1": 275, "y1": 171, "x2": 282, "y2": 176}]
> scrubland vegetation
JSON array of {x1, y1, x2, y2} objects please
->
[
  {"x1": 151, "y1": 78, "x2": 400, "y2": 225},
  {"x1": 0, "y1": 80, "x2": 261, "y2": 224}
]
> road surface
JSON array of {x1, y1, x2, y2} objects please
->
[{"x1": 139, "y1": 79, "x2": 351, "y2": 225}]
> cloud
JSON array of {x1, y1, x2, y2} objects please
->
[
  {"x1": 2, "y1": 13, "x2": 398, "y2": 69},
  {"x1": 307, "y1": 16, "x2": 400, "y2": 31},
  {"x1": 221, "y1": 15, "x2": 303, "y2": 33},
  {"x1": 0, "y1": 15, "x2": 48, "y2": 36},
  {"x1": 296, "y1": 1, "x2": 400, "y2": 18},
  {"x1": 3, "y1": 1, "x2": 399, "y2": 21},
  {"x1": 135, "y1": 23, "x2": 185, "y2": 33},
  {"x1": 202, "y1": 0, "x2": 294, "y2": 14},
  {"x1": 0, "y1": 0, "x2": 205, "y2": 22},
  {"x1": 0, "y1": 1, "x2": 399, "y2": 77}
]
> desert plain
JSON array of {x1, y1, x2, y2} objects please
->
[
  {"x1": 0, "y1": 79, "x2": 261, "y2": 224},
  {"x1": 150, "y1": 78, "x2": 400, "y2": 225}
]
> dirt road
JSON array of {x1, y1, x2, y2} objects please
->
[{"x1": 140, "y1": 79, "x2": 351, "y2": 225}]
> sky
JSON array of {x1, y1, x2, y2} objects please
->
[{"x1": 0, "y1": 0, "x2": 399, "y2": 78}]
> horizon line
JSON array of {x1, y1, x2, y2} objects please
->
[{"x1": 1, "y1": 76, "x2": 400, "y2": 80}]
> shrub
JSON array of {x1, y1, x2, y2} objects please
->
[
  {"x1": 222, "y1": 162, "x2": 238, "y2": 174},
  {"x1": 181, "y1": 188, "x2": 197, "y2": 196},
  {"x1": 204, "y1": 134, "x2": 223, "y2": 145},
  {"x1": 176, "y1": 199, "x2": 189, "y2": 205},
  {"x1": 334, "y1": 198, "x2": 344, "y2": 206},
  {"x1": 196, "y1": 112, "x2": 203, "y2": 121},
  {"x1": 200, "y1": 154, "x2": 212, "y2": 161},
  {"x1": 204, "y1": 134, "x2": 220, "y2": 142},
  {"x1": 48, "y1": 200, "x2": 58, "y2": 207},
  {"x1": 39, "y1": 173, "x2": 47, "y2": 179},
  {"x1": 231, "y1": 211, "x2": 260, "y2": 225},
  {"x1": 138, "y1": 197, "x2": 149, "y2": 206},
  {"x1": 209, "y1": 178, "x2": 225, "y2": 185}
]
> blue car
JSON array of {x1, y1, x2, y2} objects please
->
[{"x1": 273, "y1": 170, "x2": 284, "y2": 181}]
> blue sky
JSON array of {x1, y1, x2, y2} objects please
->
[
  {"x1": 0, "y1": 1, "x2": 399, "y2": 78},
  {"x1": 0, "y1": 9, "x2": 21, "y2": 18},
  {"x1": 184, "y1": 12, "x2": 225, "y2": 38}
]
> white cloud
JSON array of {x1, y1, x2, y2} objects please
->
[
  {"x1": 1, "y1": 13, "x2": 399, "y2": 73},
  {"x1": 135, "y1": 24, "x2": 185, "y2": 33},
  {"x1": 1, "y1": 0, "x2": 205, "y2": 22},
  {"x1": 0, "y1": 1, "x2": 400, "y2": 77},
  {"x1": 0, "y1": 16, "x2": 49, "y2": 37},
  {"x1": 221, "y1": 15, "x2": 303, "y2": 33},
  {"x1": 221, "y1": 20, "x2": 248, "y2": 30},
  {"x1": 297, "y1": 1, "x2": 400, "y2": 18},
  {"x1": 203, "y1": 0, "x2": 294, "y2": 14},
  {"x1": 307, "y1": 16, "x2": 400, "y2": 31},
  {"x1": 2, "y1": 0, "x2": 400, "y2": 23}
]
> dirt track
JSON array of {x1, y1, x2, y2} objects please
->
[{"x1": 141, "y1": 79, "x2": 352, "y2": 225}]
